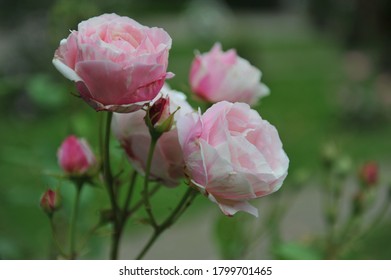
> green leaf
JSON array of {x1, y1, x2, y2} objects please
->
[
  {"x1": 273, "y1": 242, "x2": 323, "y2": 260},
  {"x1": 214, "y1": 214, "x2": 251, "y2": 259},
  {"x1": 27, "y1": 74, "x2": 68, "y2": 109}
]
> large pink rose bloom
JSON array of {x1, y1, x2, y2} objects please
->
[
  {"x1": 189, "y1": 43, "x2": 269, "y2": 106},
  {"x1": 177, "y1": 101, "x2": 289, "y2": 217},
  {"x1": 53, "y1": 13, "x2": 173, "y2": 113},
  {"x1": 112, "y1": 85, "x2": 194, "y2": 187}
]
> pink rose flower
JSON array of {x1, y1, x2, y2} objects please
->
[
  {"x1": 57, "y1": 135, "x2": 96, "y2": 175},
  {"x1": 177, "y1": 101, "x2": 289, "y2": 217},
  {"x1": 53, "y1": 13, "x2": 173, "y2": 113},
  {"x1": 112, "y1": 85, "x2": 194, "y2": 187},
  {"x1": 189, "y1": 43, "x2": 269, "y2": 106}
]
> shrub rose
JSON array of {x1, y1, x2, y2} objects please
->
[
  {"x1": 57, "y1": 135, "x2": 96, "y2": 175},
  {"x1": 112, "y1": 85, "x2": 194, "y2": 187},
  {"x1": 53, "y1": 13, "x2": 173, "y2": 113},
  {"x1": 189, "y1": 43, "x2": 269, "y2": 106},
  {"x1": 177, "y1": 101, "x2": 289, "y2": 217}
]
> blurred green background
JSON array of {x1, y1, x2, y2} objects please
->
[{"x1": 1, "y1": 0, "x2": 390, "y2": 259}]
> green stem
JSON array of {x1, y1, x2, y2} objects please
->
[
  {"x1": 102, "y1": 111, "x2": 121, "y2": 260},
  {"x1": 323, "y1": 169, "x2": 342, "y2": 257},
  {"x1": 162, "y1": 188, "x2": 197, "y2": 227},
  {"x1": 143, "y1": 138, "x2": 158, "y2": 229},
  {"x1": 136, "y1": 188, "x2": 197, "y2": 260},
  {"x1": 98, "y1": 112, "x2": 104, "y2": 164},
  {"x1": 109, "y1": 171, "x2": 138, "y2": 259},
  {"x1": 136, "y1": 230, "x2": 160, "y2": 260},
  {"x1": 334, "y1": 192, "x2": 391, "y2": 258},
  {"x1": 364, "y1": 195, "x2": 390, "y2": 232},
  {"x1": 79, "y1": 223, "x2": 101, "y2": 252},
  {"x1": 69, "y1": 183, "x2": 83, "y2": 259},
  {"x1": 122, "y1": 170, "x2": 138, "y2": 219},
  {"x1": 128, "y1": 184, "x2": 161, "y2": 215},
  {"x1": 48, "y1": 215, "x2": 68, "y2": 259},
  {"x1": 110, "y1": 227, "x2": 121, "y2": 260},
  {"x1": 103, "y1": 112, "x2": 118, "y2": 218}
]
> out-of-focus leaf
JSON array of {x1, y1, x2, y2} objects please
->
[
  {"x1": 214, "y1": 214, "x2": 251, "y2": 259},
  {"x1": 343, "y1": 222, "x2": 391, "y2": 259},
  {"x1": 0, "y1": 77, "x2": 21, "y2": 97},
  {"x1": 0, "y1": 237, "x2": 19, "y2": 259},
  {"x1": 273, "y1": 242, "x2": 323, "y2": 260},
  {"x1": 27, "y1": 74, "x2": 68, "y2": 109}
]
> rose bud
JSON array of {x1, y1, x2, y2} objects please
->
[
  {"x1": 53, "y1": 13, "x2": 173, "y2": 113},
  {"x1": 40, "y1": 189, "x2": 61, "y2": 214},
  {"x1": 112, "y1": 84, "x2": 194, "y2": 187},
  {"x1": 177, "y1": 101, "x2": 289, "y2": 217},
  {"x1": 189, "y1": 43, "x2": 269, "y2": 106},
  {"x1": 359, "y1": 162, "x2": 378, "y2": 186},
  {"x1": 57, "y1": 135, "x2": 96, "y2": 176},
  {"x1": 145, "y1": 95, "x2": 177, "y2": 138},
  {"x1": 149, "y1": 96, "x2": 170, "y2": 127}
]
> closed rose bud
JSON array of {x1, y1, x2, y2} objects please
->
[
  {"x1": 40, "y1": 189, "x2": 61, "y2": 214},
  {"x1": 189, "y1": 43, "x2": 269, "y2": 106},
  {"x1": 112, "y1": 84, "x2": 194, "y2": 187},
  {"x1": 148, "y1": 96, "x2": 170, "y2": 127},
  {"x1": 145, "y1": 95, "x2": 176, "y2": 138},
  {"x1": 359, "y1": 162, "x2": 378, "y2": 186},
  {"x1": 57, "y1": 135, "x2": 96, "y2": 175}
]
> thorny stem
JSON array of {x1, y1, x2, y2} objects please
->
[{"x1": 136, "y1": 188, "x2": 198, "y2": 260}]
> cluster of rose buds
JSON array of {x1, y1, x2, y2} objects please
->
[
  {"x1": 40, "y1": 136, "x2": 96, "y2": 214},
  {"x1": 49, "y1": 13, "x2": 289, "y2": 218}
]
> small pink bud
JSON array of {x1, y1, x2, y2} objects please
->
[
  {"x1": 40, "y1": 189, "x2": 61, "y2": 214},
  {"x1": 359, "y1": 162, "x2": 378, "y2": 186},
  {"x1": 149, "y1": 96, "x2": 170, "y2": 128},
  {"x1": 145, "y1": 95, "x2": 178, "y2": 139},
  {"x1": 57, "y1": 135, "x2": 96, "y2": 175}
]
